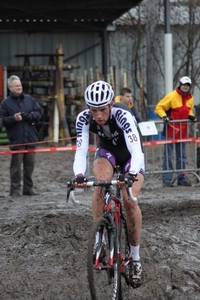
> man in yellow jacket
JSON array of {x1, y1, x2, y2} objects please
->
[
  {"x1": 115, "y1": 87, "x2": 141, "y2": 123},
  {"x1": 155, "y1": 76, "x2": 197, "y2": 187}
]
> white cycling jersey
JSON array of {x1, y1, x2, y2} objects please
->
[{"x1": 73, "y1": 103, "x2": 145, "y2": 176}]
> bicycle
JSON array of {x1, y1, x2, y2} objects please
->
[{"x1": 66, "y1": 166, "x2": 138, "y2": 300}]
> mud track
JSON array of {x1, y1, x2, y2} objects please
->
[{"x1": 0, "y1": 151, "x2": 200, "y2": 299}]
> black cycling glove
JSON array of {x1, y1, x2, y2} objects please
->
[
  {"x1": 74, "y1": 176, "x2": 88, "y2": 184},
  {"x1": 127, "y1": 173, "x2": 138, "y2": 187},
  {"x1": 117, "y1": 173, "x2": 138, "y2": 184},
  {"x1": 116, "y1": 174, "x2": 125, "y2": 181},
  {"x1": 128, "y1": 173, "x2": 138, "y2": 182}
]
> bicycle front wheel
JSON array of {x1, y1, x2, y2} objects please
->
[
  {"x1": 87, "y1": 216, "x2": 120, "y2": 300},
  {"x1": 119, "y1": 217, "x2": 130, "y2": 300}
]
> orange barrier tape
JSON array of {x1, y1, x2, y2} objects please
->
[
  {"x1": 0, "y1": 146, "x2": 76, "y2": 155},
  {"x1": 0, "y1": 137, "x2": 198, "y2": 155},
  {"x1": 0, "y1": 136, "x2": 76, "y2": 148},
  {"x1": 143, "y1": 137, "x2": 196, "y2": 146}
]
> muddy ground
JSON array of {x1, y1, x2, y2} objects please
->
[{"x1": 0, "y1": 149, "x2": 200, "y2": 300}]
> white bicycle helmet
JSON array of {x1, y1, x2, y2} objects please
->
[
  {"x1": 180, "y1": 76, "x2": 191, "y2": 85},
  {"x1": 84, "y1": 80, "x2": 114, "y2": 107}
]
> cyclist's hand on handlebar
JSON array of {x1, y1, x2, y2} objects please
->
[
  {"x1": 73, "y1": 174, "x2": 88, "y2": 188},
  {"x1": 116, "y1": 173, "x2": 138, "y2": 187},
  {"x1": 127, "y1": 173, "x2": 138, "y2": 187},
  {"x1": 75, "y1": 176, "x2": 88, "y2": 184},
  {"x1": 116, "y1": 174, "x2": 126, "y2": 187},
  {"x1": 116, "y1": 174, "x2": 125, "y2": 182}
]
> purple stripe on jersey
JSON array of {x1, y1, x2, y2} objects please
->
[{"x1": 123, "y1": 159, "x2": 131, "y2": 174}]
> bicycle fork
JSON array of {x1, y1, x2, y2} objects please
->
[{"x1": 116, "y1": 214, "x2": 131, "y2": 286}]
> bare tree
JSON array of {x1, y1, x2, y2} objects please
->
[{"x1": 108, "y1": 0, "x2": 200, "y2": 119}]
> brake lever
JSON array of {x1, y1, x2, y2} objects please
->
[
  {"x1": 125, "y1": 178, "x2": 138, "y2": 202},
  {"x1": 66, "y1": 180, "x2": 75, "y2": 203}
]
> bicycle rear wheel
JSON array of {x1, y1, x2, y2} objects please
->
[
  {"x1": 118, "y1": 217, "x2": 130, "y2": 300},
  {"x1": 87, "y1": 216, "x2": 120, "y2": 300}
]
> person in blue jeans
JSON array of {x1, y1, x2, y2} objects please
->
[
  {"x1": 155, "y1": 76, "x2": 197, "y2": 187},
  {"x1": 162, "y1": 141, "x2": 187, "y2": 185}
]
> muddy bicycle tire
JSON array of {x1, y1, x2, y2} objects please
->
[
  {"x1": 87, "y1": 216, "x2": 120, "y2": 300},
  {"x1": 118, "y1": 217, "x2": 130, "y2": 300}
]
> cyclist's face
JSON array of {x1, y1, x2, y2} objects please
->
[{"x1": 90, "y1": 103, "x2": 113, "y2": 125}]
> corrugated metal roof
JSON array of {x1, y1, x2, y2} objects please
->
[{"x1": 0, "y1": 0, "x2": 143, "y2": 32}]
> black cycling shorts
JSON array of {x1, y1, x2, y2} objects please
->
[{"x1": 94, "y1": 147, "x2": 144, "y2": 175}]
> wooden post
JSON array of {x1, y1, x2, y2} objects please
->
[
  {"x1": 3, "y1": 66, "x2": 7, "y2": 99},
  {"x1": 110, "y1": 66, "x2": 116, "y2": 94},
  {"x1": 89, "y1": 68, "x2": 94, "y2": 84},
  {"x1": 120, "y1": 67, "x2": 124, "y2": 90},
  {"x1": 84, "y1": 70, "x2": 88, "y2": 91},
  {"x1": 56, "y1": 43, "x2": 72, "y2": 145},
  {"x1": 123, "y1": 72, "x2": 128, "y2": 87},
  {"x1": 140, "y1": 73, "x2": 147, "y2": 120},
  {"x1": 53, "y1": 100, "x2": 59, "y2": 143}
]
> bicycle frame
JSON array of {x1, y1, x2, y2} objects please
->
[
  {"x1": 93, "y1": 181, "x2": 131, "y2": 278},
  {"x1": 94, "y1": 184, "x2": 122, "y2": 269},
  {"x1": 66, "y1": 170, "x2": 135, "y2": 299},
  {"x1": 66, "y1": 175, "x2": 133, "y2": 273}
]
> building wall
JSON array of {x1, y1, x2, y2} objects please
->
[
  {"x1": 0, "y1": 31, "x2": 102, "y2": 81},
  {"x1": 0, "y1": 19, "x2": 200, "y2": 113}
]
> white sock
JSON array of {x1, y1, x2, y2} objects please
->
[{"x1": 130, "y1": 245, "x2": 140, "y2": 261}]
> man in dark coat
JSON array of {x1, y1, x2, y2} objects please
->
[{"x1": 1, "y1": 75, "x2": 42, "y2": 197}]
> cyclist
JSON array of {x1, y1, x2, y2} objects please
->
[{"x1": 73, "y1": 80, "x2": 145, "y2": 288}]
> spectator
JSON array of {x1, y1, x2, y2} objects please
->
[
  {"x1": 0, "y1": 103, "x2": 3, "y2": 131},
  {"x1": 1, "y1": 75, "x2": 42, "y2": 197},
  {"x1": 155, "y1": 76, "x2": 197, "y2": 187},
  {"x1": 73, "y1": 80, "x2": 145, "y2": 288},
  {"x1": 115, "y1": 87, "x2": 141, "y2": 123}
]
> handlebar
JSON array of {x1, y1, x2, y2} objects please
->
[{"x1": 66, "y1": 178, "x2": 137, "y2": 204}]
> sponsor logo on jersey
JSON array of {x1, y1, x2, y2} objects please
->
[
  {"x1": 115, "y1": 110, "x2": 132, "y2": 134},
  {"x1": 106, "y1": 152, "x2": 112, "y2": 159},
  {"x1": 76, "y1": 111, "x2": 89, "y2": 137}
]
